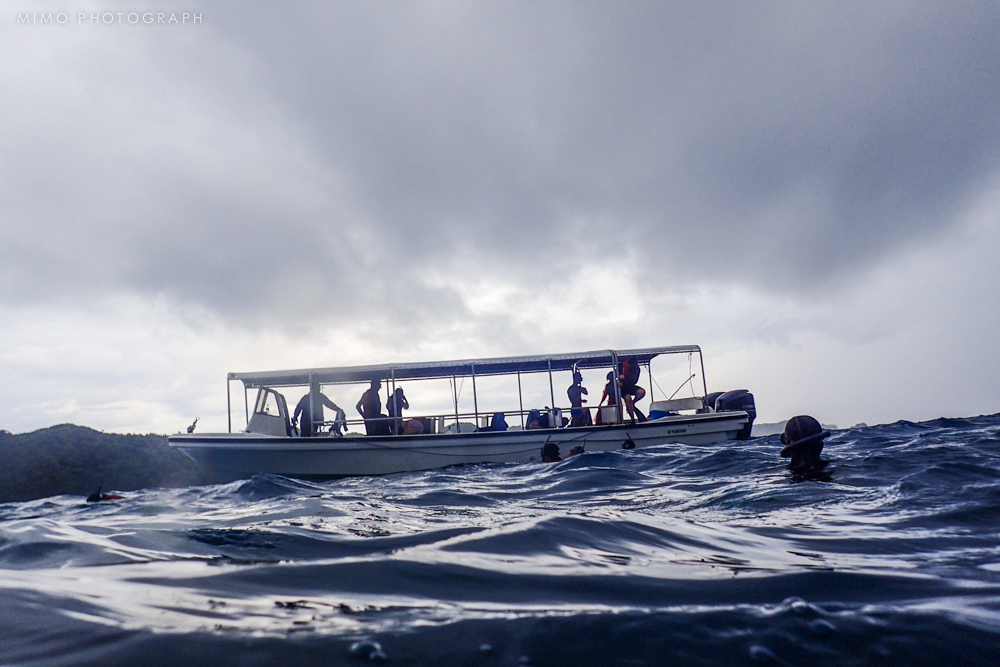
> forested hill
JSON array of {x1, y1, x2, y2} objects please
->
[{"x1": 0, "y1": 425, "x2": 224, "y2": 504}]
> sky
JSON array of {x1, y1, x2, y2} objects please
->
[{"x1": 2, "y1": 1, "x2": 999, "y2": 435}]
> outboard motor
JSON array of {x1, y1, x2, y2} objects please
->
[
  {"x1": 714, "y1": 389, "x2": 756, "y2": 440},
  {"x1": 700, "y1": 391, "x2": 726, "y2": 413}
]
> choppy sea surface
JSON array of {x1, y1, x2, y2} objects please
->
[{"x1": 3, "y1": 415, "x2": 1000, "y2": 666}]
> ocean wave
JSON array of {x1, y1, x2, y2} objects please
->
[{"x1": 2, "y1": 414, "x2": 1000, "y2": 665}]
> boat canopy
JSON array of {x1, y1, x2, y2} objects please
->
[{"x1": 230, "y1": 345, "x2": 702, "y2": 388}]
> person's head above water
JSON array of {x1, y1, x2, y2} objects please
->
[
  {"x1": 780, "y1": 415, "x2": 826, "y2": 448},
  {"x1": 541, "y1": 442, "x2": 561, "y2": 462},
  {"x1": 780, "y1": 415, "x2": 831, "y2": 473}
]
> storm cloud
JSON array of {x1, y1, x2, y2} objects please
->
[{"x1": 1, "y1": 1, "x2": 999, "y2": 432}]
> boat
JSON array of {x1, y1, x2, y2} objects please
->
[{"x1": 168, "y1": 345, "x2": 756, "y2": 478}]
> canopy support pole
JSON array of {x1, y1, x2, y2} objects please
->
[
  {"x1": 308, "y1": 373, "x2": 317, "y2": 438},
  {"x1": 471, "y1": 364, "x2": 479, "y2": 428},
  {"x1": 227, "y1": 378, "x2": 232, "y2": 434},
  {"x1": 452, "y1": 375, "x2": 460, "y2": 430},
  {"x1": 244, "y1": 385, "x2": 249, "y2": 429},
  {"x1": 647, "y1": 363, "x2": 654, "y2": 402},
  {"x1": 699, "y1": 349, "x2": 708, "y2": 396},
  {"x1": 517, "y1": 371, "x2": 524, "y2": 428},
  {"x1": 547, "y1": 360, "x2": 555, "y2": 410},
  {"x1": 611, "y1": 352, "x2": 622, "y2": 424},
  {"x1": 391, "y1": 367, "x2": 397, "y2": 434}
]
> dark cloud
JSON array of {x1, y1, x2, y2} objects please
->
[
  {"x1": 214, "y1": 2, "x2": 1000, "y2": 290},
  {"x1": 3, "y1": 1, "x2": 998, "y2": 334}
]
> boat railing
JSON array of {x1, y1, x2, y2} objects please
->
[{"x1": 312, "y1": 404, "x2": 640, "y2": 436}]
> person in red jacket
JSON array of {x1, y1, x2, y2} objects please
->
[{"x1": 618, "y1": 356, "x2": 646, "y2": 423}]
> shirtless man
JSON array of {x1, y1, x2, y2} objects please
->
[
  {"x1": 356, "y1": 380, "x2": 383, "y2": 436},
  {"x1": 567, "y1": 370, "x2": 592, "y2": 427}
]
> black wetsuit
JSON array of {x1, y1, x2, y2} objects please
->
[
  {"x1": 387, "y1": 391, "x2": 409, "y2": 434},
  {"x1": 294, "y1": 393, "x2": 343, "y2": 437},
  {"x1": 567, "y1": 383, "x2": 591, "y2": 426}
]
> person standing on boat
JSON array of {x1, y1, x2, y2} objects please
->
[
  {"x1": 357, "y1": 380, "x2": 384, "y2": 436},
  {"x1": 294, "y1": 379, "x2": 346, "y2": 437},
  {"x1": 567, "y1": 370, "x2": 592, "y2": 427},
  {"x1": 596, "y1": 371, "x2": 619, "y2": 425},
  {"x1": 387, "y1": 387, "x2": 409, "y2": 434},
  {"x1": 618, "y1": 356, "x2": 647, "y2": 423}
]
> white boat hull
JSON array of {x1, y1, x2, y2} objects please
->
[{"x1": 169, "y1": 411, "x2": 749, "y2": 477}]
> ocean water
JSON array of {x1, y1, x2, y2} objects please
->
[{"x1": 2, "y1": 415, "x2": 1000, "y2": 666}]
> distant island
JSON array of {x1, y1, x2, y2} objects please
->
[
  {"x1": 0, "y1": 424, "x2": 228, "y2": 504},
  {"x1": 752, "y1": 420, "x2": 841, "y2": 437}
]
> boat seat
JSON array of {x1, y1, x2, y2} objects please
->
[{"x1": 649, "y1": 397, "x2": 704, "y2": 416}]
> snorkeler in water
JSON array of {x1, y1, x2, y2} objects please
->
[
  {"x1": 86, "y1": 485, "x2": 124, "y2": 502},
  {"x1": 541, "y1": 442, "x2": 562, "y2": 462},
  {"x1": 780, "y1": 415, "x2": 831, "y2": 479}
]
